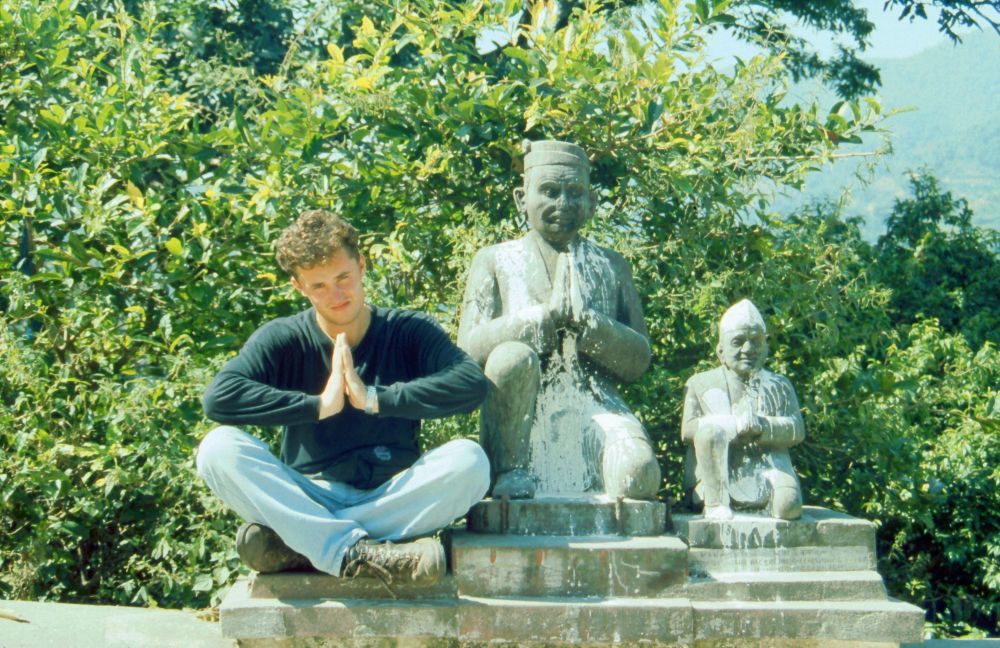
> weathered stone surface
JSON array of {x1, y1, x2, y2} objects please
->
[
  {"x1": 458, "y1": 140, "x2": 661, "y2": 501},
  {"x1": 223, "y1": 584, "x2": 923, "y2": 646},
  {"x1": 457, "y1": 596, "x2": 693, "y2": 644},
  {"x1": 221, "y1": 579, "x2": 458, "y2": 640},
  {"x1": 466, "y1": 496, "x2": 668, "y2": 536},
  {"x1": 451, "y1": 531, "x2": 687, "y2": 597},
  {"x1": 688, "y1": 545, "x2": 876, "y2": 575},
  {"x1": 221, "y1": 505, "x2": 922, "y2": 648},
  {"x1": 679, "y1": 571, "x2": 887, "y2": 602},
  {"x1": 691, "y1": 599, "x2": 925, "y2": 643},
  {"x1": 248, "y1": 572, "x2": 458, "y2": 600},
  {"x1": 673, "y1": 507, "x2": 875, "y2": 550}
]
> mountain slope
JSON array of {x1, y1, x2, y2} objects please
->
[{"x1": 776, "y1": 30, "x2": 1000, "y2": 239}]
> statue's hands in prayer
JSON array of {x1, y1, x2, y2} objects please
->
[
  {"x1": 735, "y1": 411, "x2": 765, "y2": 445},
  {"x1": 318, "y1": 333, "x2": 347, "y2": 419},
  {"x1": 546, "y1": 252, "x2": 574, "y2": 330}
]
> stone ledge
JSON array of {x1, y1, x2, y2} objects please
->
[
  {"x1": 458, "y1": 595, "x2": 693, "y2": 644},
  {"x1": 673, "y1": 507, "x2": 875, "y2": 551},
  {"x1": 247, "y1": 572, "x2": 459, "y2": 600},
  {"x1": 688, "y1": 545, "x2": 877, "y2": 575},
  {"x1": 467, "y1": 496, "x2": 668, "y2": 536},
  {"x1": 679, "y1": 570, "x2": 888, "y2": 602},
  {"x1": 451, "y1": 532, "x2": 688, "y2": 597},
  {"x1": 691, "y1": 599, "x2": 925, "y2": 644},
  {"x1": 220, "y1": 579, "x2": 458, "y2": 640},
  {"x1": 222, "y1": 583, "x2": 924, "y2": 647}
]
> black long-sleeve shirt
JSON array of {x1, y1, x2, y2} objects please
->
[{"x1": 202, "y1": 305, "x2": 488, "y2": 489}]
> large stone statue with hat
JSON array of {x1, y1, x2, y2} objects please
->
[
  {"x1": 458, "y1": 140, "x2": 661, "y2": 500},
  {"x1": 682, "y1": 299, "x2": 805, "y2": 520}
]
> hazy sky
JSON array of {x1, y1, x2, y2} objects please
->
[{"x1": 705, "y1": 0, "x2": 955, "y2": 62}]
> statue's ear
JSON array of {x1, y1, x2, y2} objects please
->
[
  {"x1": 588, "y1": 188, "x2": 599, "y2": 219},
  {"x1": 513, "y1": 187, "x2": 526, "y2": 213},
  {"x1": 715, "y1": 342, "x2": 723, "y2": 362}
]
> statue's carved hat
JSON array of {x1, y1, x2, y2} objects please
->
[
  {"x1": 719, "y1": 299, "x2": 767, "y2": 335},
  {"x1": 523, "y1": 140, "x2": 589, "y2": 171}
]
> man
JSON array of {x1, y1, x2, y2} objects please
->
[
  {"x1": 681, "y1": 299, "x2": 804, "y2": 520},
  {"x1": 197, "y1": 209, "x2": 490, "y2": 587},
  {"x1": 458, "y1": 140, "x2": 661, "y2": 500}
]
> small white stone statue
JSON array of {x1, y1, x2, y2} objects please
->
[{"x1": 682, "y1": 299, "x2": 804, "y2": 520}]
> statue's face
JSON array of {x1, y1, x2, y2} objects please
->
[
  {"x1": 515, "y1": 164, "x2": 594, "y2": 247},
  {"x1": 717, "y1": 326, "x2": 768, "y2": 379}
]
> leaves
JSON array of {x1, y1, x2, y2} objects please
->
[{"x1": 0, "y1": 0, "x2": 996, "y2": 635}]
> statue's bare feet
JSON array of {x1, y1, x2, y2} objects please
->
[
  {"x1": 492, "y1": 469, "x2": 535, "y2": 499},
  {"x1": 704, "y1": 505, "x2": 734, "y2": 521}
]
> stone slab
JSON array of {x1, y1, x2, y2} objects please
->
[
  {"x1": 451, "y1": 532, "x2": 687, "y2": 597},
  {"x1": 457, "y1": 596, "x2": 694, "y2": 644},
  {"x1": 691, "y1": 599, "x2": 925, "y2": 644},
  {"x1": 688, "y1": 544, "x2": 877, "y2": 575},
  {"x1": 220, "y1": 579, "x2": 458, "y2": 640},
  {"x1": 466, "y1": 496, "x2": 668, "y2": 536},
  {"x1": 222, "y1": 582, "x2": 923, "y2": 646},
  {"x1": 247, "y1": 572, "x2": 458, "y2": 600},
  {"x1": 679, "y1": 570, "x2": 888, "y2": 602},
  {"x1": 673, "y1": 507, "x2": 875, "y2": 551}
]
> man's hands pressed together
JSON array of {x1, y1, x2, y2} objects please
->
[{"x1": 319, "y1": 333, "x2": 377, "y2": 420}]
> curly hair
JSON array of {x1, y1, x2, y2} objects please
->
[{"x1": 275, "y1": 210, "x2": 360, "y2": 276}]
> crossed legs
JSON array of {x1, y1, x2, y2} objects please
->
[{"x1": 196, "y1": 426, "x2": 490, "y2": 575}]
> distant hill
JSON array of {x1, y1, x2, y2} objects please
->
[{"x1": 774, "y1": 30, "x2": 1000, "y2": 240}]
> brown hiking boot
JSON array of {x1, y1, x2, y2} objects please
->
[
  {"x1": 236, "y1": 522, "x2": 313, "y2": 573},
  {"x1": 341, "y1": 537, "x2": 445, "y2": 590}
]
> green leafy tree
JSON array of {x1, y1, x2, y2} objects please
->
[
  {"x1": 2, "y1": 0, "x2": 998, "y2": 637},
  {"x1": 875, "y1": 170, "x2": 1000, "y2": 349}
]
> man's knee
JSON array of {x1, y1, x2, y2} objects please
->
[
  {"x1": 484, "y1": 341, "x2": 540, "y2": 391},
  {"x1": 196, "y1": 425, "x2": 254, "y2": 480},
  {"x1": 439, "y1": 439, "x2": 491, "y2": 500}
]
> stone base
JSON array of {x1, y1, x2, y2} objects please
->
[
  {"x1": 451, "y1": 532, "x2": 688, "y2": 597},
  {"x1": 220, "y1": 506, "x2": 925, "y2": 647},
  {"x1": 466, "y1": 495, "x2": 668, "y2": 536}
]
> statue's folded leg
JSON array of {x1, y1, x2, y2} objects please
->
[
  {"x1": 482, "y1": 341, "x2": 541, "y2": 499},
  {"x1": 693, "y1": 422, "x2": 733, "y2": 519},
  {"x1": 763, "y1": 454, "x2": 802, "y2": 520},
  {"x1": 592, "y1": 412, "x2": 661, "y2": 500}
]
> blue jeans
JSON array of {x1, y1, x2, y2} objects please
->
[{"x1": 196, "y1": 426, "x2": 490, "y2": 575}]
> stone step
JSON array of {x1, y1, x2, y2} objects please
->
[
  {"x1": 221, "y1": 579, "x2": 924, "y2": 646},
  {"x1": 688, "y1": 543, "x2": 876, "y2": 575},
  {"x1": 673, "y1": 506, "x2": 876, "y2": 550},
  {"x1": 680, "y1": 570, "x2": 888, "y2": 601},
  {"x1": 691, "y1": 598, "x2": 924, "y2": 644},
  {"x1": 450, "y1": 532, "x2": 688, "y2": 597},
  {"x1": 221, "y1": 578, "x2": 458, "y2": 643},
  {"x1": 246, "y1": 571, "x2": 458, "y2": 600},
  {"x1": 466, "y1": 496, "x2": 668, "y2": 536}
]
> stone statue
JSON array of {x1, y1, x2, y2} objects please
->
[
  {"x1": 458, "y1": 140, "x2": 661, "y2": 500},
  {"x1": 681, "y1": 299, "x2": 804, "y2": 520}
]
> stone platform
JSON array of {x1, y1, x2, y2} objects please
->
[{"x1": 219, "y1": 504, "x2": 925, "y2": 647}]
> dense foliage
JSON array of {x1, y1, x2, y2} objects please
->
[{"x1": 1, "y1": 0, "x2": 997, "y2": 637}]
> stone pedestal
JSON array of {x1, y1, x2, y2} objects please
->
[{"x1": 219, "y1": 504, "x2": 924, "y2": 647}]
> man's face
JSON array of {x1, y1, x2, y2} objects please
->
[
  {"x1": 515, "y1": 164, "x2": 594, "y2": 248},
  {"x1": 290, "y1": 249, "x2": 367, "y2": 331},
  {"x1": 717, "y1": 326, "x2": 768, "y2": 379}
]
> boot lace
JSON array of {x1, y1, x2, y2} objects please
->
[{"x1": 342, "y1": 541, "x2": 420, "y2": 599}]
